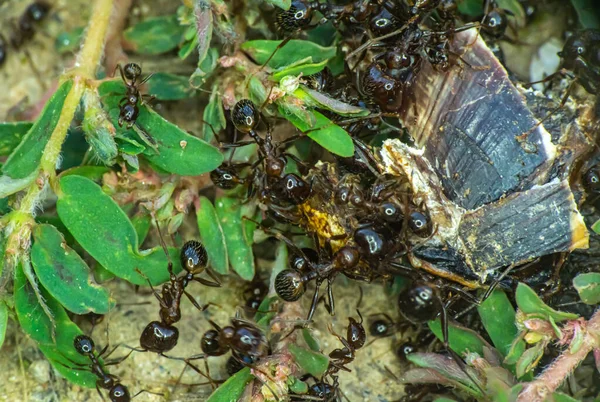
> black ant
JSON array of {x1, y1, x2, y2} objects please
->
[
  {"x1": 243, "y1": 277, "x2": 269, "y2": 314},
  {"x1": 1, "y1": 1, "x2": 50, "y2": 71},
  {"x1": 368, "y1": 312, "x2": 403, "y2": 339},
  {"x1": 324, "y1": 310, "x2": 366, "y2": 377},
  {"x1": 71, "y1": 335, "x2": 132, "y2": 401},
  {"x1": 133, "y1": 222, "x2": 220, "y2": 355},
  {"x1": 114, "y1": 63, "x2": 154, "y2": 128}
]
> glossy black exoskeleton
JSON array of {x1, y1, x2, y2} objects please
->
[
  {"x1": 325, "y1": 311, "x2": 366, "y2": 376},
  {"x1": 115, "y1": 63, "x2": 154, "y2": 128}
]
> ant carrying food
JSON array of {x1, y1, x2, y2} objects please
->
[{"x1": 114, "y1": 63, "x2": 155, "y2": 128}]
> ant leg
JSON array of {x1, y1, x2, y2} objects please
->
[
  {"x1": 113, "y1": 63, "x2": 127, "y2": 82},
  {"x1": 242, "y1": 216, "x2": 310, "y2": 261},
  {"x1": 183, "y1": 290, "x2": 212, "y2": 311},
  {"x1": 132, "y1": 389, "x2": 164, "y2": 399},
  {"x1": 325, "y1": 277, "x2": 335, "y2": 317},
  {"x1": 104, "y1": 349, "x2": 134, "y2": 366},
  {"x1": 152, "y1": 216, "x2": 175, "y2": 277},
  {"x1": 184, "y1": 359, "x2": 219, "y2": 390},
  {"x1": 134, "y1": 268, "x2": 169, "y2": 309},
  {"x1": 306, "y1": 280, "x2": 322, "y2": 322},
  {"x1": 204, "y1": 269, "x2": 222, "y2": 286},
  {"x1": 96, "y1": 384, "x2": 107, "y2": 402},
  {"x1": 257, "y1": 36, "x2": 291, "y2": 71},
  {"x1": 138, "y1": 72, "x2": 154, "y2": 86},
  {"x1": 194, "y1": 276, "x2": 221, "y2": 288}
]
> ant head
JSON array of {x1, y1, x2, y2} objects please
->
[
  {"x1": 482, "y1": 9, "x2": 508, "y2": 38},
  {"x1": 232, "y1": 99, "x2": 259, "y2": 133},
  {"x1": 109, "y1": 383, "x2": 131, "y2": 402},
  {"x1": 308, "y1": 381, "x2": 336, "y2": 399},
  {"x1": 584, "y1": 167, "x2": 600, "y2": 193},
  {"x1": 276, "y1": 0, "x2": 313, "y2": 32},
  {"x1": 334, "y1": 246, "x2": 360, "y2": 269},
  {"x1": 226, "y1": 355, "x2": 245, "y2": 376},
  {"x1": 369, "y1": 7, "x2": 400, "y2": 38},
  {"x1": 73, "y1": 334, "x2": 95, "y2": 355},
  {"x1": 395, "y1": 341, "x2": 416, "y2": 362},
  {"x1": 229, "y1": 324, "x2": 268, "y2": 358},
  {"x1": 139, "y1": 321, "x2": 179, "y2": 353},
  {"x1": 347, "y1": 315, "x2": 366, "y2": 349},
  {"x1": 369, "y1": 318, "x2": 392, "y2": 337},
  {"x1": 275, "y1": 269, "x2": 306, "y2": 301},
  {"x1": 362, "y1": 63, "x2": 403, "y2": 112},
  {"x1": 408, "y1": 210, "x2": 432, "y2": 237},
  {"x1": 180, "y1": 240, "x2": 208, "y2": 273},
  {"x1": 289, "y1": 247, "x2": 319, "y2": 272},
  {"x1": 275, "y1": 173, "x2": 311, "y2": 204},
  {"x1": 201, "y1": 329, "x2": 228, "y2": 356},
  {"x1": 379, "y1": 202, "x2": 403, "y2": 225},
  {"x1": 25, "y1": 2, "x2": 51, "y2": 22},
  {"x1": 210, "y1": 165, "x2": 241, "y2": 189},
  {"x1": 334, "y1": 186, "x2": 351, "y2": 205},
  {"x1": 123, "y1": 63, "x2": 142, "y2": 81},
  {"x1": 398, "y1": 282, "x2": 440, "y2": 323}
]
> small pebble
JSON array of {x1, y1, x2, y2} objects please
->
[{"x1": 29, "y1": 359, "x2": 51, "y2": 384}]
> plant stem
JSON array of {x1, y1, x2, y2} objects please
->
[
  {"x1": 1, "y1": 0, "x2": 115, "y2": 291},
  {"x1": 518, "y1": 309, "x2": 600, "y2": 402}
]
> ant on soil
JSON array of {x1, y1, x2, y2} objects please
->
[
  {"x1": 129, "y1": 221, "x2": 220, "y2": 357},
  {"x1": 324, "y1": 310, "x2": 366, "y2": 377}
]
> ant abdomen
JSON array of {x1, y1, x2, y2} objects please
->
[
  {"x1": 232, "y1": 99, "x2": 259, "y2": 133},
  {"x1": 274, "y1": 173, "x2": 311, "y2": 204},
  {"x1": 201, "y1": 329, "x2": 228, "y2": 356},
  {"x1": 139, "y1": 321, "x2": 179, "y2": 353},
  {"x1": 109, "y1": 384, "x2": 131, "y2": 402},
  {"x1": 398, "y1": 282, "x2": 440, "y2": 323},
  {"x1": 408, "y1": 210, "x2": 432, "y2": 236},
  {"x1": 275, "y1": 269, "x2": 306, "y2": 301},
  {"x1": 180, "y1": 240, "x2": 208, "y2": 272},
  {"x1": 210, "y1": 165, "x2": 242, "y2": 189}
]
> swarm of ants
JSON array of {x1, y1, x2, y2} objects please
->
[{"x1": 2, "y1": 0, "x2": 600, "y2": 401}]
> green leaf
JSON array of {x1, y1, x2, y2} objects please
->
[
  {"x1": 59, "y1": 166, "x2": 110, "y2": 181},
  {"x1": 241, "y1": 40, "x2": 336, "y2": 69},
  {"x1": 265, "y1": 0, "x2": 291, "y2": 10},
  {"x1": 0, "y1": 122, "x2": 33, "y2": 156},
  {"x1": 0, "y1": 300, "x2": 8, "y2": 351},
  {"x1": 196, "y1": 196, "x2": 228, "y2": 275},
  {"x1": 573, "y1": 272, "x2": 600, "y2": 305},
  {"x1": 55, "y1": 27, "x2": 84, "y2": 53},
  {"x1": 57, "y1": 175, "x2": 180, "y2": 285},
  {"x1": 206, "y1": 367, "x2": 254, "y2": 402},
  {"x1": 0, "y1": 171, "x2": 37, "y2": 199},
  {"x1": 271, "y1": 59, "x2": 329, "y2": 82},
  {"x1": 515, "y1": 283, "x2": 578, "y2": 322},
  {"x1": 123, "y1": 15, "x2": 186, "y2": 55},
  {"x1": 477, "y1": 290, "x2": 518, "y2": 357},
  {"x1": 288, "y1": 376, "x2": 308, "y2": 394},
  {"x1": 302, "y1": 328, "x2": 320, "y2": 352},
  {"x1": 515, "y1": 342, "x2": 545, "y2": 378},
  {"x1": 146, "y1": 73, "x2": 196, "y2": 101},
  {"x1": 570, "y1": 0, "x2": 600, "y2": 29},
  {"x1": 288, "y1": 343, "x2": 329, "y2": 377},
  {"x1": 2, "y1": 80, "x2": 73, "y2": 179},
  {"x1": 284, "y1": 110, "x2": 354, "y2": 157},
  {"x1": 31, "y1": 224, "x2": 115, "y2": 315},
  {"x1": 131, "y1": 213, "x2": 151, "y2": 247},
  {"x1": 428, "y1": 320, "x2": 489, "y2": 356},
  {"x1": 552, "y1": 392, "x2": 580, "y2": 402},
  {"x1": 504, "y1": 332, "x2": 527, "y2": 367},
  {"x1": 294, "y1": 87, "x2": 370, "y2": 117},
  {"x1": 98, "y1": 81, "x2": 223, "y2": 176},
  {"x1": 215, "y1": 197, "x2": 254, "y2": 280},
  {"x1": 14, "y1": 262, "x2": 98, "y2": 387},
  {"x1": 456, "y1": 0, "x2": 483, "y2": 16},
  {"x1": 202, "y1": 87, "x2": 226, "y2": 142}
]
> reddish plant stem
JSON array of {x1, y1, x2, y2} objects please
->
[{"x1": 518, "y1": 309, "x2": 600, "y2": 402}]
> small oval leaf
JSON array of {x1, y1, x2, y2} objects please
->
[
  {"x1": 31, "y1": 224, "x2": 115, "y2": 315},
  {"x1": 206, "y1": 367, "x2": 254, "y2": 402},
  {"x1": 295, "y1": 87, "x2": 370, "y2": 117},
  {"x1": 573, "y1": 272, "x2": 600, "y2": 305},
  {"x1": 146, "y1": 73, "x2": 196, "y2": 101},
  {"x1": 14, "y1": 263, "x2": 98, "y2": 387},
  {"x1": 241, "y1": 40, "x2": 336, "y2": 69},
  {"x1": 428, "y1": 320, "x2": 491, "y2": 357},
  {"x1": 477, "y1": 290, "x2": 518, "y2": 358},
  {"x1": 515, "y1": 283, "x2": 579, "y2": 322},
  {"x1": 0, "y1": 300, "x2": 8, "y2": 351},
  {"x1": 196, "y1": 196, "x2": 228, "y2": 275},
  {"x1": 215, "y1": 197, "x2": 255, "y2": 280},
  {"x1": 271, "y1": 59, "x2": 329, "y2": 82},
  {"x1": 123, "y1": 15, "x2": 186, "y2": 55},
  {"x1": 288, "y1": 343, "x2": 329, "y2": 377},
  {"x1": 57, "y1": 175, "x2": 180, "y2": 285},
  {"x1": 284, "y1": 110, "x2": 354, "y2": 157}
]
